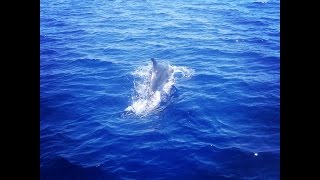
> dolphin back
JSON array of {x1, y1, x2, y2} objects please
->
[
  {"x1": 149, "y1": 58, "x2": 171, "y2": 92},
  {"x1": 151, "y1": 58, "x2": 157, "y2": 67}
]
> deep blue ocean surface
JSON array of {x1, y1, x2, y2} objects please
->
[{"x1": 40, "y1": 0, "x2": 280, "y2": 179}]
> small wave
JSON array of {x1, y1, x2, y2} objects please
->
[
  {"x1": 69, "y1": 58, "x2": 113, "y2": 68},
  {"x1": 41, "y1": 157, "x2": 117, "y2": 180},
  {"x1": 124, "y1": 60, "x2": 194, "y2": 117},
  {"x1": 254, "y1": 0, "x2": 271, "y2": 4}
]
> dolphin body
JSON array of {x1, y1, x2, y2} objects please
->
[{"x1": 149, "y1": 58, "x2": 172, "y2": 93}]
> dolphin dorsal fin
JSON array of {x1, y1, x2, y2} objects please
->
[{"x1": 151, "y1": 58, "x2": 157, "y2": 67}]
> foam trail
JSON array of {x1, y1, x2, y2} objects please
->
[{"x1": 124, "y1": 60, "x2": 194, "y2": 117}]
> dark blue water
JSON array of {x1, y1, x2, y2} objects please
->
[{"x1": 40, "y1": 0, "x2": 280, "y2": 179}]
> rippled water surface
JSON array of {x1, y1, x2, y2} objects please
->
[{"x1": 40, "y1": 0, "x2": 280, "y2": 179}]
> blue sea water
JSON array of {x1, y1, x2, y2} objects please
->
[{"x1": 40, "y1": 0, "x2": 280, "y2": 179}]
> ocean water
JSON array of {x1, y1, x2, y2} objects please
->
[{"x1": 40, "y1": 0, "x2": 280, "y2": 179}]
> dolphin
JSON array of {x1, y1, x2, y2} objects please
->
[{"x1": 149, "y1": 58, "x2": 172, "y2": 93}]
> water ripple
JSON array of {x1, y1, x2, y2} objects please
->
[{"x1": 41, "y1": 0, "x2": 279, "y2": 179}]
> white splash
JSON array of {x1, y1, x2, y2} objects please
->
[
  {"x1": 124, "y1": 60, "x2": 194, "y2": 117},
  {"x1": 255, "y1": 0, "x2": 270, "y2": 3}
]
